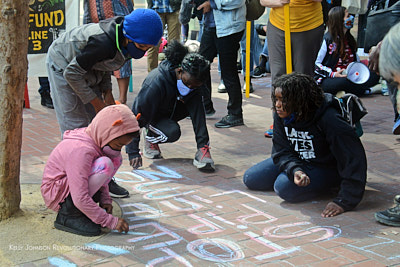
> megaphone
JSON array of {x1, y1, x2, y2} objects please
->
[{"x1": 346, "y1": 62, "x2": 370, "y2": 84}]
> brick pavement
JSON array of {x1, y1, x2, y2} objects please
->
[{"x1": 17, "y1": 57, "x2": 400, "y2": 266}]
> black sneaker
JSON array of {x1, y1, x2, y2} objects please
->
[
  {"x1": 375, "y1": 195, "x2": 400, "y2": 227},
  {"x1": 206, "y1": 108, "x2": 216, "y2": 117},
  {"x1": 255, "y1": 24, "x2": 267, "y2": 36},
  {"x1": 108, "y1": 178, "x2": 129, "y2": 198},
  {"x1": 215, "y1": 115, "x2": 244, "y2": 128},
  {"x1": 252, "y1": 66, "x2": 267, "y2": 78}
]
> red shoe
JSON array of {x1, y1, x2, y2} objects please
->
[{"x1": 264, "y1": 125, "x2": 273, "y2": 138}]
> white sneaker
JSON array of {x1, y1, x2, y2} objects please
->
[{"x1": 218, "y1": 80, "x2": 227, "y2": 93}]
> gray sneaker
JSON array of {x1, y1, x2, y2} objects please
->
[
  {"x1": 193, "y1": 145, "x2": 215, "y2": 172},
  {"x1": 143, "y1": 130, "x2": 162, "y2": 159}
]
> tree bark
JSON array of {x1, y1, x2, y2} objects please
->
[{"x1": 0, "y1": 1, "x2": 29, "y2": 220}]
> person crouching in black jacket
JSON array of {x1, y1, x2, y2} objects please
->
[
  {"x1": 126, "y1": 40, "x2": 215, "y2": 172},
  {"x1": 243, "y1": 72, "x2": 367, "y2": 217}
]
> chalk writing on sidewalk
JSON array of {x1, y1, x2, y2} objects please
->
[{"x1": 47, "y1": 165, "x2": 397, "y2": 265}]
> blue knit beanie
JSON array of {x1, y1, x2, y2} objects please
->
[{"x1": 122, "y1": 9, "x2": 163, "y2": 46}]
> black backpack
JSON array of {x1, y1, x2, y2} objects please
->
[{"x1": 332, "y1": 93, "x2": 368, "y2": 137}]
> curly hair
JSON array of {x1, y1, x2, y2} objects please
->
[
  {"x1": 165, "y1": 40, "x2": 210, "y2": 81},
  {"x1": 271, "y1": 73, "x2": 324, "y2": 122},
  {"x1": 165, "y1": 40, "x2": 189, "y2": 67},
  {"x1": 327, "y1": 6, "x2": 357, "y2": 59}
]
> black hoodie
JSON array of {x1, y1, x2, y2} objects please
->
[
  {"x1": 272, "y1": 93, "x2": 367, "y2": 211},
  {"x1": 125, "y1": 60, "x2": 208, "y2": 157}
]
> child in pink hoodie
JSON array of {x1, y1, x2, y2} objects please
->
[{"x1": 41, "y1": 105, "x2": 140, "y2": 236}]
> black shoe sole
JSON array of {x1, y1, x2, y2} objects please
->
[
  {"x1": 374, "y1": 213, "x2": 400, "y2": 227},
  {"x1": 206, "y1": 109, "x2": 216, "y2": 117},
  {"x1": 215, "y1": 121, "x2": 244, "y2": 128},
  {"x1": 54, "y1": 222, "x2": 102, "y2": 236},
  {"x1": 41, "y1": 103, "x2": 54, "y2": 109}
]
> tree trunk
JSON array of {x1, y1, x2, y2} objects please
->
[{"x1": 0, "y1": 1, "x2": 29, "y2": 220}]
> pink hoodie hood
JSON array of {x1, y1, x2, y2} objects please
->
[{"x1": 86, "y1": 104, "x2": 140, "y2": 148}]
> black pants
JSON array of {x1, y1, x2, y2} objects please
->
[
  {"x1": 321, "y1": 71, "x2": 380, "y2": 97},
  {"x1": 147, "y1": 99, "x2": 209, "y2": 149},
  {"x1": 38, "y1": 76, "x2": 50, "y2": 94},
  {"x1": 126, "y1": 95, "x2": 210, "y2": 158},
  {"x1": 199, "y1": 27, "x2": 244, "y2": 117}
]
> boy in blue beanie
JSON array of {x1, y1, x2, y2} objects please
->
[{"x1": 46, "y1": 8, "x2": 163, "y2": 198}]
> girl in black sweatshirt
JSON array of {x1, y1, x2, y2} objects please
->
[{"x1": 243, "y1": 73, "x2": 367, "y2": 217}]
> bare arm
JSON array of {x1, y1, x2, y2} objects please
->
[
  {"x1": 198, "y1": 1, "x2": 211, "y2": 13},
  {"x1": 90, "y1": 97, "x2": 106, "y2": 113},
  {"x1": 260, "y1": 0, "x2": 289, "y2": 8}
]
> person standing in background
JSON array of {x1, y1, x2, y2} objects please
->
[
  {"x1": 197, "y1": 0, "x2": 247, "y2": 128},
  {"x1": 84, "y1": 0, "x2": 134, "y2": 104},
  {"x1": 260, "y1": 0, "x2": 324, "y2": 138},
  {"x1": 147, "y1": 0, "x2": 182, "y2": 72},
  {"x1": 261, "y1": 0, "x2": 324, "y2": 82}
]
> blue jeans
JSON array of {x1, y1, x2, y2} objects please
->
[
  {"x1": 243, "y1": 158, "x2": 341, "y2": 203},
  {"x1": 261, "y1": 38, "x2": 271, "y2": 73},
  {"x1": 240, "y1": 21, "x2": 263, "y2": 76}
]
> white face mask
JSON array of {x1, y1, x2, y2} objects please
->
[
  {"x1": 177, "y1": 79, "x2": 194, "y2": 96},
  {"x1": 102, "y1": 145, "x2": 121, "y2": 158}
]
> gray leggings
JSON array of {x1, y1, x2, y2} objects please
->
[{"x1": 267, "y1": 22, "x2": 324, "y2": 83}]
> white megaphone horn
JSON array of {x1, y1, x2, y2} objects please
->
[{"x1": 345, "y1": 62, "x2": 370, "y2": 84}]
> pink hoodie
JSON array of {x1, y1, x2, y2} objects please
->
[{"x1": 41, "y1": 105, "x2": 139, "y2": 229}]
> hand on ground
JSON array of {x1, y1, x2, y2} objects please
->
[
  {"x1": 321, "y1": 202, "x2": 344, "y2": 217},
  {"x1": 115, "y1": 218, "x2": 129, "y2": 233}
]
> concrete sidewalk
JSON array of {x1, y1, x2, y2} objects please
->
[{"x1": 7, "y1": 57, "x2": 400, "y2": 266}]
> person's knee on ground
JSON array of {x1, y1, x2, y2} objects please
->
[
  {"x1": 243, "y1": 168, "x2": 273, "y2": 191},
  {"x1": 243, "y1": 158, "x2": 277, "y2": 190}
]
